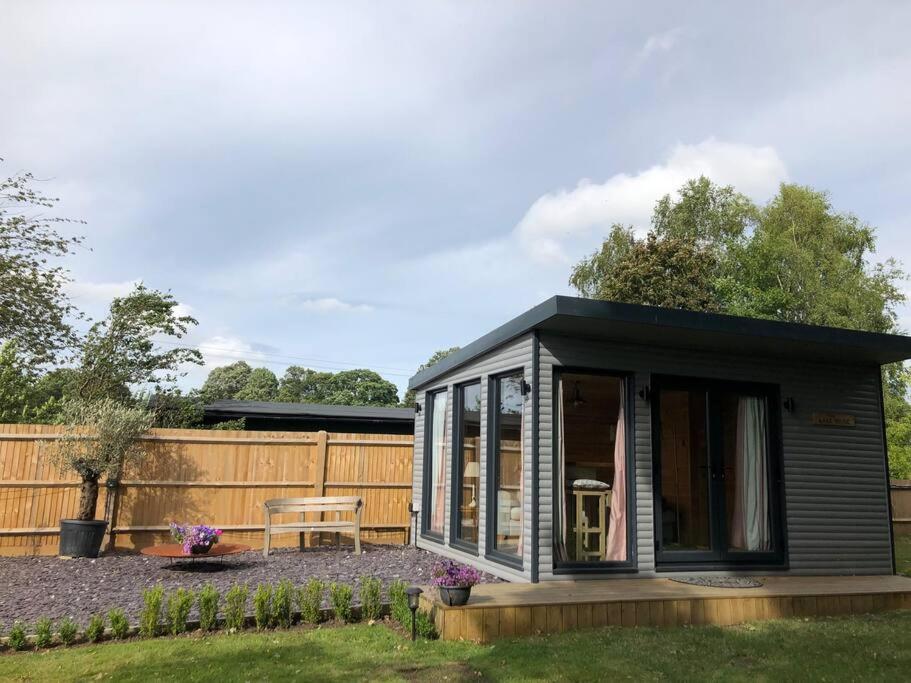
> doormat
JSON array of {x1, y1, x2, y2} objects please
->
[{"x1": 670, "y1": 576, "x2": 763, "y2": 588}]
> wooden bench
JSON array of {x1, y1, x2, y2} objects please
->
[{"x1": 263, "y1": 496, "x2": 363, "y2": 558}]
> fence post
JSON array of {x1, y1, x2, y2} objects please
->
[{"x1": 302, "y1": 430, "x2": 329, "y2": 549}]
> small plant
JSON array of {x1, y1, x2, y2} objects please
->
[
  {"x1": 198, "y1": 584, "x2": 220, "y2": 631},
  {"x1": 140, "y1": 584, "x2": 165, "y2": 637},
  {"x1": 224, "y1": 584, "x2": 249, "y2": 631},
  {"x1": 297, "y1": 578, "x2": 325, "y2": 625},
  {"x1": 57, "y1": 617, "x2": 78, "y2": 646},
  {"x1": 7, "y1": 621, "x2": 27, "y2": 651},
  {"x1": 430, "y1": 559, "x2": 483, "y2": 587},
  {"x1": 389, "y1": 580, "x2": 436, "y2": 639},
  {"x1": 35, "y1": 617, "x2": 53, "y2": 648},
  {"x1": 272, "y1": 579, "x2": 294, "y2": 628},
  {"x1": 360, "y1": 577, "x2": 382, "y2": 622},
  {"x1": 329, "y1": 582, "x2": 354, "y2": 623},
  {"x1": 169, "y1": 522, "x2": 222, "y2": 554},
  {"x1": 253, "y1": 583, "x2": 273, "y2": 630},
  {"x1": 85, "y1": 614, "x2": 105, "y2": 643},
  {"x1": 166, "y1": 587, "x2": 195, "y2": 635},
  {"x1": 108, "y1": 608, "x2": 130, "y2": 639}
]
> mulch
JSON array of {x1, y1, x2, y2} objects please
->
[{"x1": 0, "y1": 544, "x2": 499, "y2": 627}]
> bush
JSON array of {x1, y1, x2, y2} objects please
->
[
  {"x1": 57, "y1": 617, "x2": 78, "y2": 646},
  {"x1": 224, "y1": 584, "x2": 249, "y2": 631},
  {"x1": 198, "y1": 584, "x2": 220, "y2": 632},
  {"x1": 329, "y1": 582, "x2": 354, "y2": 623},
  {"x1": 389, "y1": 579, "x2": 436, "y2": 639},
  {"x1": 166, "y1": 588, "x2": 195, "y2": 635},
  {"x1": 85, "y1": 614, "x2": 105, "y2": 643},
  {"x1": 140, "y1": 584, "x2": 165, "y2": 638},
  {"x1": 107, "y1": 608, "x2": 130, "y2": 640},
  {"x1": 35, "y1": 617, "x2": 53, "y2": 648},
  {"x1": 272, "y1": 579, "x2": 294, "y2": 628},
  {"x1": 297, "y1": 578, "x2": 325, "y2": 625},
  {"x1": 253, "y1": 583, "x2": 273, "y2": 630},
  {"x1": 7, "y1": 621, "x2": 27, "y2": 651},
  {"x1": 360, "y1": 577, "x2": 382, "y2": 622}
]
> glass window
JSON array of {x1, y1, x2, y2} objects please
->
[
  {"x1": 556, "y1": 373, "x2": 629, "y2": 564},
  {"x1": 454, "y1": 382, "x2": 481, "y2": 546},
  {"x1": 424, "y1": 390, "x2": 449, "y2": 536},
  {"x1": 492, "y1": 372, "x2": 524, "y2": 556}
]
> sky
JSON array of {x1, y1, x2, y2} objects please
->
[{"x1": 2, "y1": 1, "x2": 910, "y2": 398}]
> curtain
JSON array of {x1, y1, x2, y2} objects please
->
[
  {"x1": 730, "y1": 396, "x2": 771, "y2": 551},
  {"x1": 430, "y1": 393, "x2": 449, "y2": 534},
  {"x1": 555, "y1": 380, "x2": 568, "y2": 562},
  {"x1": 517, "y1": 404, "x2": 525, "y2": 556},
  {"x1": 605, "y1": 381, "x2": 627, "y2": 562}
]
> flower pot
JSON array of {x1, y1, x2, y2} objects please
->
[
  {"x1": 438, "y1": 585, "x2": 472, "y2": 607},
  {"x1": 190, "y1": 542, "x2": 213, "y2": 555},
  {"x1": 59, "y1": 519, "x2": 108, "y2": 558}
]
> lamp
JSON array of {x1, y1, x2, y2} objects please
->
[
  {"x1": 405, "y1": 586, "x2": 423, "y2": 641},
  {"x1": 463, "y1": 461, "x2": 480, "y2": 508}
]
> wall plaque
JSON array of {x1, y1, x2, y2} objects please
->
[{"x1": 811, "y1": 412, "x2": 856, "y2": 427}]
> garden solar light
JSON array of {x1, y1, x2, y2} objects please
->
[{"x1": 405, "y1": 586, "x2": 423, "y2": 640}]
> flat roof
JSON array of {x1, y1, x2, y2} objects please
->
[
  {"x1": 408, "y1": 296, "x2": 911, "y2": 390},
  {"x1": 204, "y1": 400, "x2": 415, "y2": 423}
]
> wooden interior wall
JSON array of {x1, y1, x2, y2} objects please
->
[{"x1": 0, "y1": 424, "x2": 413, "y2": 556}]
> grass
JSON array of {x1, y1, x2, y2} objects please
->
[
  {"x1": 2, "y1": 612, "x2": 911, "y2": 682},
  {"x1": 896, "y1": 534, "x2": 911, "y2": 577}
]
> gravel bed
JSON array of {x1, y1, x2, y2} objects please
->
[{"x1": 0, "y1": 544, "x2": 499, "y2": 626}]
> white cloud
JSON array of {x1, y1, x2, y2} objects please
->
[
  {"x1": 197, "y1": 335, "x2": 269, "y2": 369},
  {"x1": 514, "y1": 138, "x2": 787, "y2": 262},
  {"x1": 66, "y1": 279, "x2": 139, "y2": 305},
  {"x1": 294, "y1": 297, "x2": 374, "y2": 313},
  {"x1": 638, "y1": 26, "x2": 685, "y2": 61}
]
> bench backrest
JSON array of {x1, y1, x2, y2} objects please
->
[{"x1": 264, "y1": 496, "x2": 362, "y2": 515}]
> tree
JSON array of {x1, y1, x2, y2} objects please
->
[
  {"x1": 199, "y1": 361, "x2": 253, "y2": 403},
  {"x1": 49, "y1": 398, "x2": 153, "y2": 520},
  {"x1": 402, "y1": 347, "x2": 461, "y2": 405},
  {"x1": 0, "y1": 162, "x2": 84, "y2": 367},
  {"x1": 322, "y1": 369, "x2": 400, "y2": 406},
  {"x1": 277, "y1": 366, "x2": 334, "y2": 403},
  {"x1": 75, "y1": 283, "x2": 202, "y2": 402},
  {"x1": 0, "y1": 342, "x2": 69, "y2": 423},
  {"x1": 235, "y1": 367, "x2": 279, "y2": 401}
]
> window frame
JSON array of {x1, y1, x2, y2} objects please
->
[
  {"x1": 449, "y1": 379, "x2": 482, "y2": 554},
  {"x1": 421, "y1": 387, "x2": 448, "y2": 543},
  {"x1": 551, "y1": 367, "x2": 639, "y2": 575},
  {"x1": 485, "y1": 368, "x2": 527, "y2": 570},
  {"x1": 650, "y1": 374, "x2": 788, "y2": 571}
]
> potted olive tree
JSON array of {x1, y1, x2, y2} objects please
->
[{"x1": 49, "y1": 398, "x2": 153, "y2": 558}]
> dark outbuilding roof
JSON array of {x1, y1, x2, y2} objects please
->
[
  {"x1": 409, "y1": 296, "x2": 911, "y2": 390},
  {"x1": 204, "y1": 400, "x2": 414, "y2": 428}
]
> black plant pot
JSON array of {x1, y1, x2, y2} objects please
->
[
  {"x1": 438, "y1": 585, "x2": 472, "y2": 607},
  {"x1": 59, "y1": 519, "x2": 108, "y2": 558}
]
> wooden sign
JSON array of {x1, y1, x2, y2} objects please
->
[{"x1": 811, "y1": 412, "x2": 856, "y2": 427}]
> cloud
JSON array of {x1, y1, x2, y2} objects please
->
[
  {"x1": 638, "y1": 26, "x2": 685, "y2": 61},
  {"x1": 197, "y1": 335, "x2": 270, "y2": 369},
  {"x1": 66, "y1": 279, "x2": 139, "y2": 305},
  {"x1": 293, "y1": 297, "x2": 374, "y2": 313},
  {"x1": 514, "y1": 138, "x2": 787, "y2": 262}
]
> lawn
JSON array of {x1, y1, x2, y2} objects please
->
[{"x1": 2, "y1": 611, "x2": 911, "y2": 682}]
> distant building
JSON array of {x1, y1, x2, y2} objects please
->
[{"x1": 203, "y1": 400, "x2": 414, "y2": 435}]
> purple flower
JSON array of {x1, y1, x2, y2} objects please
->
[
  {"x1": 169, "y1": 522, "x2": 222, "y2": 554},
  {"x1": 430, "y1": 560, "x2": 483, "y2": 587}
]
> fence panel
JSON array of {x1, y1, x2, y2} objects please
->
[
  {"x1": 0, "y1": 424, "x2": 413, "y2": 556},
  {"x1": 892, "y1": 480, "x2": 911, "y2": 537}
]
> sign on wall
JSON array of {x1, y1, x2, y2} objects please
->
[{"x1": 811, "y1": 412, "x2": 856, "y2": 427}]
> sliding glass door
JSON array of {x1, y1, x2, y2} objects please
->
[{"x1": 653, "y1": 377, "x2": 783, "y2": 567}]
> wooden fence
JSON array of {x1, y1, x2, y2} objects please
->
[
  {"x1": 0, "y1": 424, "x2": 414, "y2": 556},
  {"x1": 893, "y1": 480, "x2": 911, "y2": 537}
]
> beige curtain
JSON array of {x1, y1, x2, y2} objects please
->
[
  {"x1": 430, "y1": 393, "x2": 449, "y2": 534},
  {"x1": 730, "y1": 396, "x2": 770, "y2": 551},
  {"x1": 555, "y1": 379, "x2": 569, "y2": 562},
  {"x1": 605, "y1": 381, "x2": 627, "y2": 561}
]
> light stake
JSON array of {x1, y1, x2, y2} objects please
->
[{"x1": 405, "y1": 586, "x2": 423, "y2": 641}]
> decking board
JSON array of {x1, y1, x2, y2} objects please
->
[{"x1": 422, "y1": 575, "x2": 911, "y2": 642}]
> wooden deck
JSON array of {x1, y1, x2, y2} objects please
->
[{"x1": 421, "y1": 575, "x2": 911, "y2": 642}]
